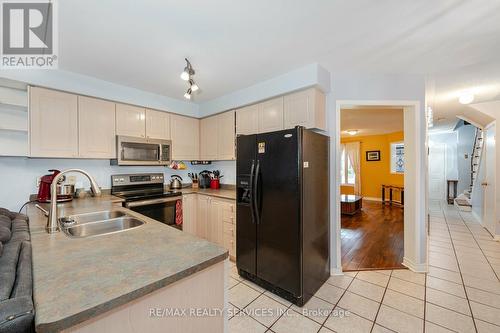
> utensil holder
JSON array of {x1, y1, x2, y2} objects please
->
[
  {"x1": 192, "y1": 180, "x2": 199, "y2": 189},
  {"x1": 210, "y1": 179, "x2": 220, "y2": 189}
]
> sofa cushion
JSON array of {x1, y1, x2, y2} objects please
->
[
  {"x1": 9, "y1": 219, "x2": 30, "y2": 243},
  {"x1": 11, "y1": 242, "x2": 32, "y2": 299},
  {"x1": 0, "y1": 241, "x2": 21, "y2": 301},
  {"x1": 0, "y1": 226, "x2": 11, "y2": 244},
  {"x1": 0, "y1": 208, "x2": 16, "y2": 220},
  {"x1": 0, "y1": 216, "x2": 11, "y2": 229},
  {"x1": 0, "y1": 296, "x2": 34, "y2": 333}
]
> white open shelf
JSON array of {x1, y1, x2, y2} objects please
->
[{"x1": 0, "y1": 82, "x2": 29, "y2": 156}]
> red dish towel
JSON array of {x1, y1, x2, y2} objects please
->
[{"x1": 175, "y1": 199, "x2": 183, "y2": 225}]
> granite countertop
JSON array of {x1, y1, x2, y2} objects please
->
[
  {"x1": 26, "y1": 195, "x2": 228, "y2": 333},
  {"x1": 179, "y1": 186, "x2": 236, "y2": 200}
]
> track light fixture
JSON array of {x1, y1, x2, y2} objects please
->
[
  {"x1": 180, "y1": 58, "x2": 195, "y2": 81},
  {"x1": 181, "y1": 58, "x2": 199, "y2": 100}
]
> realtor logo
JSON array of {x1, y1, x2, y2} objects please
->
[{"x1": 1, "y1": 0, "x2": 58, "y2": 68}]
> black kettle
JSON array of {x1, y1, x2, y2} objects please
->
[{"x1": 199, "y1": 171, "x2": 211, "y2": 189}]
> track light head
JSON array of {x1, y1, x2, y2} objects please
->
[
  {"x1": 189, "y1": 79, "x2": 199, "y2": 92},
  {"x1": 180, "y1": 58, "x2": 195, "y2": 81}
]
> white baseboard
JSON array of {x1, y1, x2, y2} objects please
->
[
  {"x1": 402, "y1": 257, "x2": 427, "y2": 273},
  {"x1": 330, "y1": 266, "x2": 343, "y2": 275}
]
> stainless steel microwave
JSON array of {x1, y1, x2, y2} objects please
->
[{"x1": 111, "y1": 136, "x2": 171, "y2": 166}]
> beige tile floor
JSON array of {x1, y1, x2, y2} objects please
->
[{"x1": 227, "y1": 201, "x2": 500, "y2": 332}]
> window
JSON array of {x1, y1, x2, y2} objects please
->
[
  {"x1": 340, "y1": 145, "x2": 356, "y2": 185},
  {"x1": 391, "y1": 142, "x2": 405, "y2": 173}
]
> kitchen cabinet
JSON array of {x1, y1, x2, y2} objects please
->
[
  {"x1": 171, "y1": 114, "x2": 199, "y2": 160},
  {"x1": 258, "y1": 96, "x2": 284, "y2": 133},
  {"x1": 208, "y1": 199, "x2": 224, "y2": 246},
  {"x1": 185, "y1": 194, "x2": 236, "y2": 259},
  {"x1": 284, "y1": 87, "x2": 326, "y2": 131},
  {"x1": 116, "y1": 103, "x2": 146, "y2": 137},
  {"x1": 146, "y1": 109, "x2": 171, "y2": 140},
  {"x1": 78, "y1": 96, "x2": 116, "y2": 158},
  {"x1": 196, "y1": 195, "x2": 210, "y2": 239},
  {"x1": 220, "y1": 199, "x2": 236, "y2": 259},
  {"x1": 236, "y1": 104, "x2": 259, "y2": 135},
  {"x1": 30, "y1": 87, "x2": 79, "y2": 158},
  {"x1": 182, "y1": 194, "x2": 197, "y2": 236},
  {"x1": 200, "y1": 110, "x2": 235, "y2": 161},
  {"x1": 217, "y1": 110, "x2": 235, "y2": 160},
  {"x1": 200, "y1": 115, "x2": 218, "y2": 160}
]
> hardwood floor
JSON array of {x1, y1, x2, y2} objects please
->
[{"x1": 341, "y1": 200, "x2": 404, "y2": 271}]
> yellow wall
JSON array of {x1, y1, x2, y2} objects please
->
[{"x1": 341, "y1": 131, "x2": 404, "y2": 199}]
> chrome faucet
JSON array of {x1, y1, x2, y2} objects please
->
[{"x1": 46, "y1": 169, "x2": 101, "y2": 233}]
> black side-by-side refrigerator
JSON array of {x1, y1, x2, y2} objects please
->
[{"x1": 236, "y1": 126, "x2": 330, "y2": 306}]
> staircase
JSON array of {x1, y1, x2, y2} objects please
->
[{"x1": 454, "y1": 127, "x2": 484, "y2": 211}]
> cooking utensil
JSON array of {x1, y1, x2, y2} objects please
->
[{"x1": 169, "y1": 175, "x2": 183, "y2": 189}]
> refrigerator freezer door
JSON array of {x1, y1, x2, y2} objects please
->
[
  {"x1": 236, "y1": 134, "x2": 258, "y2": 275},
  {"x1": 256, "y1": 128, "x2": 301, "y2": 297}
]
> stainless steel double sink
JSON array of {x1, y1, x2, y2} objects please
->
[{"x1": 58, "y1": 210, "x2": 145, "y2": 238}]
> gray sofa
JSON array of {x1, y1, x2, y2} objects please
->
[{"x1": 0, "y1": 208, "x2": 34, "y2": 333}]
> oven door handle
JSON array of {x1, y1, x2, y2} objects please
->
[{"x1": 124, "y1": 196, "x2": 181, "y2": 208}]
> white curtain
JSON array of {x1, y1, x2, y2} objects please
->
[{"x1": 345, "y1": 142, "x2": 361, "y2": 195}]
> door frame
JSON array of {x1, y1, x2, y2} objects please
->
[
  {"x1": 482, "y1": 121, "x2": 497, "y2": 236},
  {"x1": 333, "y1": 100, "x2": 428, "y2": 273}
]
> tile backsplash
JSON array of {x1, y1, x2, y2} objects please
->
[{"x1": 0, "y1": 157, "x2": 235, "y2": 211}]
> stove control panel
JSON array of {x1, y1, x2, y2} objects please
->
[{"x1": 111, "y1": 173, "x2": 164, "y2": 186}]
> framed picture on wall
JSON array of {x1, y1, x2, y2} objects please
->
[{"x1": 366, "y1": 150, "x2": 380, "y2": 161}]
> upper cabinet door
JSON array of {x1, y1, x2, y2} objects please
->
[
  {"x1": 200, "y1": 115, "x2": 218, "y2": 161},
  {"x1": 217, "y1": 110, "x2": 235, "y2": 160},
  {"x1": 146, "y1": 109, "x2": 171, "y2": 140},
  {"x1": 171, "y1": 114, "x2": 200, "y2": 160},
  {"x1": 258, "y1": 97, "x2": 284, "y2": 133},
  {"x1": 236, "y1": 104, "x2": 259, "y2": 135},
  {"x1": 116, "y1": 103, "x2": 145, "y2": 138},
  {"x1": 78, "y1": 96, "x2": 116, "y2": 158},
  {"x1": 30, "y1": 87, "x2": 78, "y2": 158},
  {"x1": 284, "y1": 88, "x2": 326, "y2": 130}
]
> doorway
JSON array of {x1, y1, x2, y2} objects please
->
[
  {"x1": 428, "y1": 143, "x2": 446, "y2": 201},
  {"x1": 332, "y1": 100, "x2": 427, "y2": 274},
  {"x1": 339, "y1": 107, "x2": 405, "y2": 271}
]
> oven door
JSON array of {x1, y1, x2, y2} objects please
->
[{"x1": 125, "y1": 197, "x2": 181, "y2": 230}]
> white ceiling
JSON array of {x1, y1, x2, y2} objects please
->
[
  {"x1": 429, "y1": 60, "x2": 499, "y2": 131},
  {"x1": 340, "y1": 108, "x2": 404, "y2": 137},
  {"x1": 58, "y1": 0, "x2": 500, "y2": 104}
]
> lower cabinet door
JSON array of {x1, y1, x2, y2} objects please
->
[
  {"x1": 224, "y1": 234, "x2": 236, "y2": 258},
  {"x1": 182, "y1": 195, "x2": 197, "y2": 235},
  {"x1": 196, "y1": 195, "x2": 210, "y2": 239}
]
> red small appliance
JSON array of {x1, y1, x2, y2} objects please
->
[{"x1": 37, "y1": 169, "x2": 72, "y2": 203}]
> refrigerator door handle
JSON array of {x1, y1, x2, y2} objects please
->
[
  {"x1": 249, "y1": 159, "x2": 256, "y2": 224},
  {"x1": 253, "y1": 160, "x2": 261, "y2": 224}
]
